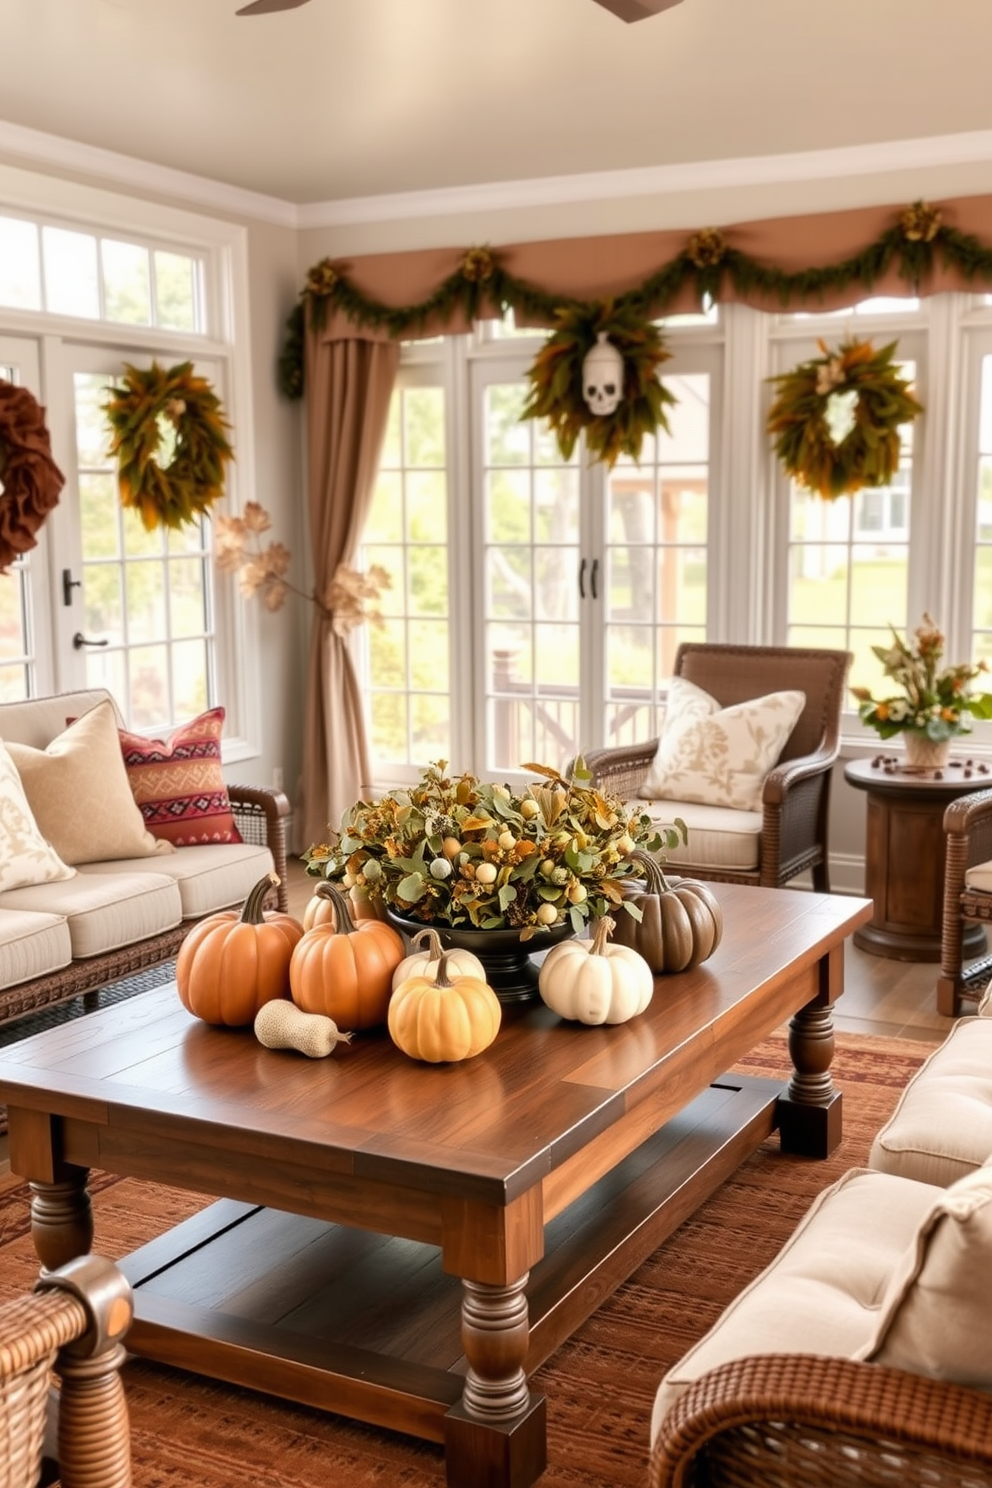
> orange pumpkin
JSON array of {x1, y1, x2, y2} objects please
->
[
  {"x1": 289, "y1": 881, "x2": 405, "y2": 1029},
  {"x1": 302, "y1": 882, "x2": 388, "y2": 930},
  {"x1": 176, "y1": 872, "x2": 304, "y2": 1027}
]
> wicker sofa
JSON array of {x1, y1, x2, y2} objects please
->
[{"x1": 0, "y1": 689, "x2": 290, "y2": 1030}]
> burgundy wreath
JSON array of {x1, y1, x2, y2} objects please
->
[{"x1": 0, "y1": 380, "x2": 65, "y2": 574}]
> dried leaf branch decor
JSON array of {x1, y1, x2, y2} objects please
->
[
  {"x1": 214, "y1": 501, "x2": 390, "y2": 635},
  {"x1": 103, "y1": 362, "x2": 234, "y2": 532}
]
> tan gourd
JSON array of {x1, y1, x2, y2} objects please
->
[
  {"x1": 388, "y1": 951, "x2": 502, "y2": 1063},
  {"x1": 253, "y1": 999, "x2": 352, "y2": 1058},
  {"x1": 176, "y1": 873, "x2": 304, "y2": 1027},
  {"x1": 538, "y1": 914, "x2": 653, "y2": 1025},
  {"x1": 391, "y1": 927, "x2": 486, "y2": 990},
  {"x1": 611, "y1": 849, "x2": 723, "y2": 973}
]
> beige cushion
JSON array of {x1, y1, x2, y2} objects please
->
[
  {"x1": 0, "y1": 738, "x2": 75, "y2": 891},
  {"x1": 0, "y1": 871, "x2": 182, "y2": 958},
  {"x1": 869, "y1": 1018, "x2": 992, "y2": 1186},
  {"x1": 641, "y1": 678, "x2": 805, "y2": 811},
  {"x1": 0, "y1": 908, "x2": 72, "y2": 988},
  {"x1": 650, "y1": 1167, "x2": 938, "y2": 1443},
  {"x1": 634, "y1": 798, "x2": 762, "y2": 871},
  {"x1": 77, "y1": 840, "x2": 275, "y2": 919},
  {"x1": 6, "y1": 699, "x2": 174, "y2": 866},
  {"x1": 965, "y1": 859, "x2": 992, "y2": 894},
  {"x1": 860, "y1": 1161, "x2": 992, "y2": 1387}
]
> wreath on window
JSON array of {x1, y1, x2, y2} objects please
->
[
  {"x1": 521, "y1": 301, "x2": 677, "y2": 466},
  {"x1": 767, "y1": 337, "x2": 923, "y2": 500},
  {"x1": 0, "y1": 380, "x2": 65, "y2": 574},
  {"x1": 102, "y1": 361, "x2": 235, "y2": 532}
]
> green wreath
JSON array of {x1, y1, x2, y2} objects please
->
[
  {"x1": 103, "y1": 362, "x2": 235, "y2": 532},
  {"x1": 521, "y1": 301, "x2": 676, "y2": 466},
  {"x1": 767, "y1": 337, "x2": 923, "y2": 500}
]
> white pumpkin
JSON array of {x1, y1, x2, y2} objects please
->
[
  {"x1": 538, "y1": 915, "x2": 653, "y2": 1025},
  {"x1": 391, "y1": 927, "x2": 486, "y2": 991}
]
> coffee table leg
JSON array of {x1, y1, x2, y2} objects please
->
[
  {"x1": 777, "y1": 996, "x2": 843, "y2": 1158},
  {"x1": 29, "y1": 1168, "x2": 93, "y2": 1274},
  {"x1": 444, "y1": 1273, "x2": 547, "y2": 1488}
]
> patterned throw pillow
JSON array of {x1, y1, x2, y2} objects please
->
[
  {"x1": 640, "y1": 677, "x2": 806, "y2": 812},
  {"x1": 0, "y1": 738, "x2": 76, "y2": 890},
  {"x1": 118, "y1": 708, "x2": 244, "y2": 847}
]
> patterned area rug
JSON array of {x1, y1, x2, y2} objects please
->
[
  {"x1": 0, "y1": 1031, "x2": 932, "y2": 1488},
  {"x1": 0, "y1": 961, "x2": 176, "y2": 1136}
]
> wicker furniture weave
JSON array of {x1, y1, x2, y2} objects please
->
[
  {"x1": 584, "y1": 643, "x2": 851, "y2": 891},
  {"x1": 648, "y1": 1352, "x2": 992, "y2": 1488},
  {"x1": 939, "y1": 787, "x2": 992, "y2": 1016},
  {"x1": 0, "y1": 784, "x2": 291, "y2": 1030},
  {"x1": 0, "y1": 1254, "x2": 133, "y2": 1488}
]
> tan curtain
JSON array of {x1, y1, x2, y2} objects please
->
[{"x1": 300, "y1": 332, "x2": 400, "y2": 847}]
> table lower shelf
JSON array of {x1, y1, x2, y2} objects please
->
[{"x1": 119, "y1": 1074, "x2": 782, "y2": 1461}]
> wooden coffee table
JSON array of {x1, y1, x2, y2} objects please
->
[{"x1": 0, "y1": 886, "x2": 870, "y2": 1488}]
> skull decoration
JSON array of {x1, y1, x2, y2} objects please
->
[{"x1": 582, "y1": 332, "x2": 625, "y2": 417}]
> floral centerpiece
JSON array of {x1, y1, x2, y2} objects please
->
[
  {"x1": 850, "y1": 614, "x2": 992, "y2": 766},
  {"x1": 303, "y1": 759, "x2": 684, "y2": 939}
]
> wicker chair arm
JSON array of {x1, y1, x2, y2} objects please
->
[
  {"x1": 227, "y1": 784, "x2": 292, "y2": 912},
  {"x1": 761, "y1": 747, "x2": 837, "y2": 805},
  {"x1": 649, "y1": 1353, "x2": 992, "y2": 1488},
  {"x1": 582, "y1": 741, "x2": 659, "y2": 800}
]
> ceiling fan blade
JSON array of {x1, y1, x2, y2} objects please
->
[
  {"x1": 236, "y1": 0, "x2": 310, "y2": 14},
  {"x1": 590, "y1": 0, "x2": 683, "y2": 19}
]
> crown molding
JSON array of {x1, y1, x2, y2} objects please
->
[
  {"x1": 3, "y1": 114, "x2": 992, "y2": 233},
  {"x1": 0, "y1": 118, "x2": 297, "y2": 228}
]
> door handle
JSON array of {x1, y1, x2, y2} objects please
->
[
  {"x1": 72, "y1": 633, "x2": 109, "y2": 649},
  {"x1": 62, "y1": 568, "x2": 82, "y2": 607},
  {"x1": 578, "y1": 557, "x2": 587, "y2": 599},
  {"x1": 590, "y1": 558, "x2": 599, "y2": 600}
]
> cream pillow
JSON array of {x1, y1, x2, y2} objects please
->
[
  {"x1": 859, "y1": 1161, "x2": 992, "y2": 1387},
  {"x1": 641, "y1": 677, "x2": 806, "y2": 812},
  {"x1": 0, "y1": 738, "x2": 76, "y2": 890},
  {"x1": 6, "y1": 699, "x2": 174, "y2": 865}
]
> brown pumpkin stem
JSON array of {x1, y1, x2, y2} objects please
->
[
  {"x1": 630, "y1": 848, "x2": 674, "y2": 895},
  {"x1": 314, "y1": 879, "x2": 356, "y2": 933},
  {"x1": 432, "y1": 950, "x2": 459, "y2": 988},
  {"x1": 240, "y1": 872, "x2": 281, "y2": 924},
  {"x1": 589, "y1": 915, "x2": 616, "y2": 957},
  {"x1": 414, "y1": 928, "x2": 445, "y2": 961}
]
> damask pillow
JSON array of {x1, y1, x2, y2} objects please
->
[
  {"x1": 859, "y1": 1161, "x2": 992, "y2": 1387},
  {"x1": 6, "y1": 700, "x2": 173, "y2": 865},
  {"x1": 118, "y1": 707, "x2": 243, "y2": 847},
  {"x1": 641, "y1": 677, "x2": 806, "y2": 812},
  {"x1": 0, "y1": 739, "x2": 76, "y2": 890}
]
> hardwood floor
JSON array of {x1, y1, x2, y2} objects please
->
[{"x1": 283, "y1": 858, "x2": 958, "y2": 1047}]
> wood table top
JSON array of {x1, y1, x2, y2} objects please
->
[{"x1": 0, "y1": 886, "x2": 871, "y2": 1207}]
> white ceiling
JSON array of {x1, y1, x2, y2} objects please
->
[{"x1": 0, "y1": 0, "x2": 989, "y2": 209}]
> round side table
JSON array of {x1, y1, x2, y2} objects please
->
[{"x1": 844, "y1": 754, "x2": 992, "y2": 961}]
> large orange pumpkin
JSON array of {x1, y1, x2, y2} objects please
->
[
  {"x1": 289, "y1": 881, "x2": 405, "y2": 1030},
  {"x1": 176, "y1": 872, "x2": 304, "y2": 1027}
]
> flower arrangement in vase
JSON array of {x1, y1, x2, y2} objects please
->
[{"x1": 850, "y1": 614, "x2": 992, "y2": 767}]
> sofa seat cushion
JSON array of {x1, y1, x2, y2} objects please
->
[
  {"x1": 869, "y1": 1017, "x2": 992, "y2": 1186},
  {"x1": 633, "y1": 799, "x2": 762, "y2": 872},
  {"x1": 77, "y1": 841, "x2": 275, "y2": 920},
  {"x1": 0, "y1": 909, "x2": 72, "y2": 989},
  {"x1": 0, "y1": 872, "x2": 182, "y2": 959},
  {"x1": 649, "y1": 1167, "x2": 938, "y2": 1443}
]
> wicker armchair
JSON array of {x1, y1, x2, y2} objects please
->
[
  {"x1": 584, "y1": 643, "x2": 851, "y2": 891},
  {"x1": 939, "y1": 787, "x2": 992, "y2": 1016},
  {"x1": 0, "y1": 1254, "x2": 133, "y2": 1488},
  {"x1": 648, "y1": 1352, "x2": 992, "y2": 1488}
]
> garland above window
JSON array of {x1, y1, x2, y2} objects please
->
[
  {"x1": 278, "y1": 199, "x2": 992, "y2": 401},
  {"x1": 0, "y1": 380, "x2": 65, "y2": 574},
  {"x1": 766, "y1": 337, "x2": 923, "y2": 500},
  {"x1": 103, "y1": 361, "x2": 235, "y2": 533}
]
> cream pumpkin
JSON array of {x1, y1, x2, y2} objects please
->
[
  {"x1": 538, "y1": 915, "x2": 653, "y2": 1025},
  {"x1": 391, "y1": 927, "x2": 486, "y2": 991}
]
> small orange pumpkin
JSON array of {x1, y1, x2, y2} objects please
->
[
  {"x1": 388, "y1": 950, "x2": 502, "y2": 1063},
  {"x1": 302, "y1": 881, "x2": 388, "y2": 930},
  {"x1": 176, "y1": 872, "x2": 304, "y2": 1027},
  {"x1": 289, "y1": 881, "x2": 405, "y2": 1029}
]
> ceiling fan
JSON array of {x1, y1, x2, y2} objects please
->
[{"x1": 236, "y1": 0, "x2": 681, "y2": 19}]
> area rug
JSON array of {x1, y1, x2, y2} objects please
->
[{"x1": 0, "y1": 1032, "x2": 933, "y2": 1488}]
